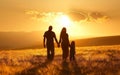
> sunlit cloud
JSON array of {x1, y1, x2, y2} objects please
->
[
  {"x1": 67, "y1": 11, "x2": 87, "y2": 22},
  {"x1": 25, "y1": 10, "x2": 110, "y2": 24},
  {"x1": 67, "y1": 11, "x2": 110, "y2": 23},
  {"x1": 25, "y1": 10, "x2": 86, "y2": 23},
  {"x1": 89, "y1": 12, "x2": 110, "y2": 22},
  {"x1": 25, "y1": 10, "x2": 66, "y2": 22},
  {"x1": 25, "y1": 10, "x2": 45, "y2": 20}
]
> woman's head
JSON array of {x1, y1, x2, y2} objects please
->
[{"x1": 61, "y1": 27, "x2": 66, "y2": 33}]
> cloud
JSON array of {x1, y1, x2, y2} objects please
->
[
  {"x1": 67, "y1": 11, "x2": 87, "y2": 21},
  {"x1": 25, "y1": 10, "x2": 110, "y2": 23},
  {"x1": 25, "y1": 10, "x2": 66, "y2": 22},
  {"x1": 67, "y1": 10, "x2": 110, "y2": 23},
  {"x1": 89, "y1": 12, "x2": 110, "y2": 22},
  {"x1": 25, "y1": 10, "x2": 45, "y2": 20}
]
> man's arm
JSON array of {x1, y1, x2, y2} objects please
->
[
  {"x1": 54, "y1": 33, "x2": 59, "y2": 47},
  {"x1": 54, "y1": 36, "x2": 59, "y2": 44},
  {"x1": 55, "y1": 37, "x2": 60, "y2": 47}
]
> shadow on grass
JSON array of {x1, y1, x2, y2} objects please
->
[
  {"x1": 16, "y1": 59, "x2": 52, "y2": 75},
  {"x1": 59, "y1": 60, "x2": 86, "y2": 75},
  {"x1": 59, "y1": 61, "x2": 71, "y2": 75},
  {"x1": 71, "y1": 60, "x2": 86, "y2": 75}
]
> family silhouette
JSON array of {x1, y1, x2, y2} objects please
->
[{"x1": 43, "y1": 25, "x2": 76, "y2": 61}]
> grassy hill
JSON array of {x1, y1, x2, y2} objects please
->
[
  {"x1": 75, "y1": 35, "x2": 120, "y2": 47},
  {"x1": 0, "y1": 31, "x2": 120, "y2": 50},
  {"x1": 0, "y1": 31, "x2": 42, "y2": 50}
]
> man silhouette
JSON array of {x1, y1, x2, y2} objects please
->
[{"x1": 43, "y1": 26, "x2": 59, "y2": 60}]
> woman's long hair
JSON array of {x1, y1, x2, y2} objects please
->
[
  {"x1": 60, "y1": 27, "x2": 66, "y2": 36},
  {"x1": 59, "y1": 27, "x2": 68, "y2": 43}
]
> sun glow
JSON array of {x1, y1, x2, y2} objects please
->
[
  {"x1": 59, "y1": 15, "x2": 71, "y2": 27},
  {"x1": 44, "y1": 13, "x2": 88, "y2": 39},
  {"x1": 55, "y1": 15, "x2": 72, "y2": 28}
]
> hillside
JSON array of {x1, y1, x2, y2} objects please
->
[
  {"x1": 0, "y1": 31, "x2": 120, "y2": 50},
  {"x1": 0, "y1": 32, "x2": 43, "y2": 50},
  {"x1": 75, "y1": 35, "x2": 120, "y2": 47}
]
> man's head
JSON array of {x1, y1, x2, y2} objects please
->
[{"x1": 48, "y1": 26, "x2": 52, "y2": 31}]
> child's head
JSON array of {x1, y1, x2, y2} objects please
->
[{"x1": 71, "y1": 41, "x2": 75, "y2": 46}]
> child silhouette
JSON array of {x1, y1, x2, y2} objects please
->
[{"x1": 70, "y1": 41, "x2": 76, "y2": 61}]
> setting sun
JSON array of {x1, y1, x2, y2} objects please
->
[
  {"x1": 48, "y1": 13, "x2": 86, "y2": 39},
  {"x1": 57, "y1": 15, "x2": 72, "y2": 27},
  {"x1": 45, "y1": 13, "x2": 87, "y2": 39}
]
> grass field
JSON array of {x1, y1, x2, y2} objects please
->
[{"x1": 0, "y1": 45, "x2": 120, "y2": 75}]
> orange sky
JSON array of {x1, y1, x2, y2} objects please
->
[{"x1": 0, "y1": 0, "x2": 120, "y2": 39}]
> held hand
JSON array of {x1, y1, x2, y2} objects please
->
[
  {"x1": 69, "y1": 44, "x2": 71, "y2": 47},
  {"x1": 58, "y1": 44, "x2": 60, "y2": 48}
]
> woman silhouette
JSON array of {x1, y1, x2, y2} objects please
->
[{"x1": 59, "y1": 27, "x2": 70, "y2": 61}]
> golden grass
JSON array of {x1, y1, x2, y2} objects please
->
[{"x1": 0, "y1": 45, "x2": 120, "y2": 75}]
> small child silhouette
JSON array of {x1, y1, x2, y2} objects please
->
[{"x1": 70, "y1": 41, "x2": 76, "y2": 61}]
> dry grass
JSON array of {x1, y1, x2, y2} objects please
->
[{"x1": 0, "y1": 45, "x2": 120, "y2": 75}]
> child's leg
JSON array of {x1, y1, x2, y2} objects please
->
[
  {"x1": 70, "y1": 54, "x2": 72, "y2": 61},
  {"x1": 73, "y1": 55, "x2": 75, "y2": 60}
]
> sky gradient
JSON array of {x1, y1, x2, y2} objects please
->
[{"x1": 0, "y1": 0, "x2": 120, "y2": 39}]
